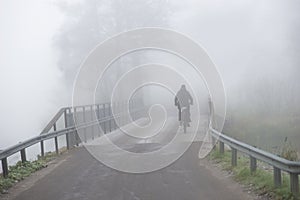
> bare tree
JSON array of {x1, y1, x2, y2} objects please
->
[{"x1": 54, "y1": 0, "x2": 171, "y2": 102}]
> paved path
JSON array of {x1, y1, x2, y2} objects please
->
[{"x1": 8, "y1": 118, "x2": 256, "y2": 200}]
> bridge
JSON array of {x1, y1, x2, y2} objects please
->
[{"x1": 0, "y1": 99, "x2": 299, "y2": 199}]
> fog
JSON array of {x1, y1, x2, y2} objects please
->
[{"x1": 1, "y1": 0, "x2": 299, "y2": 155}]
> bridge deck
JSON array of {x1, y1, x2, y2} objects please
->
[{"x1": 7, "y1": 119, "x2": 256, "y2": 200}]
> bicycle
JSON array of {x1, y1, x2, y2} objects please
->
[{"x1": 181, "y1": 106, "x2": 189, "y2": 133}]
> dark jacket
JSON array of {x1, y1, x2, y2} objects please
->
[{"x1": 175, "y1": 88, "x2": 193, "y2": 108}]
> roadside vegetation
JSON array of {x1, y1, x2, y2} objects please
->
[
  {"x1": 209, "y1": 147, "x2": 299, "y2": 200},
  {"x1": 0, "y1": 149, "x2": 65, "y2": 194},
  {"x1": 223, "y1": 108, "x2": 300, "y2": 160}
]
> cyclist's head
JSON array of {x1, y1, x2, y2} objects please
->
[{"x1": 181, "y1": 84, "x2": 186, "y2": 90}]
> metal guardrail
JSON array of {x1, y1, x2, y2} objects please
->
[
  {"x1": 207, "y1": 99, "x2": 299, "y2": 197},
  {"x1": 0, "y1": 100, "x2": 144, "y2": 178},
  {"x1": 209, "y1": 123, "x2": 300, "y2": 196}
]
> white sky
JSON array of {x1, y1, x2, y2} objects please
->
[
  {"x1": 0, "y1": 0, "x2": 66, "y2": 147},
  {"x1": 0, "y1": 0, "x2": 299, "y2": 148}
]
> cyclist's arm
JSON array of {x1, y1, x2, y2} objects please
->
[{"x1": 175, "y1": 96, "x2": 178, "y2": 106}]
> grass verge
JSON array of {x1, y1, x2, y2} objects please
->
[
  {"x1": 0, "y1": 149, "x2": 66, "y2": 194},
  {"x1": 209, "y1": 148, "x2": 298, "y2": 200}
]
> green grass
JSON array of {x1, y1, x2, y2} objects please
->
[
  {"x1": 209, "y1": 148, "x2": 298, "y2": 200},
  {"x1": 0, "y1": 151, "x2": 61, "y2": 194},
  {"x1": 223, "y1": 114, "x2": 300, "y2": 157}
]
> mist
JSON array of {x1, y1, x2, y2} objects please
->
[
  {"x1": 0, "y1": 1, "x2": 68, "y2": 148},
  {"x1": 1, "y1": 0, "x2": 300, "y2": 156}
]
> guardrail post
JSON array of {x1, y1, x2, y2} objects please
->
[
  {"x1": 90, "y1": 105, "x2": 94, "y2": 140},
  {"x1": 250, "y1": 156, "x2": 257, "y2": 174},
  {"x1": 273, "y1": 167, "x2": 281, "y2": 188},
  {"x1": 40, "y1": 141, "x2": 45, "y2": 157},
  {"x1": 231, "y1": 148, "x2": 237, "y2": 167},
  {"x1": 53, "y1": 123, "x2": 59, "y2": 154},
  {"x1": 212, "y1": 136, "x2": 216, "y2": 150},
  {"x1": 20, "y1": 149, "x2": 27, "y2": 163},
  {"x1": 219, "y1": 142, "x2": 224, "y2": 154},
  {"x1": 1, "y1": 158, "x2": 8, "y2": 178},
  {"x1": 290, "y1": 173, "x2": 299, "y2": 196}
]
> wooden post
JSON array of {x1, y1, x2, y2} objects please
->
[
  {"x1": 231, "y1": 148, "x2": 237, "y2": 167},
  {"x1": 290, "y1": 173, "x2": 299, "y2": 196},
  {"x1": 250, "y1": 156, "x2": 257, "y2": 174},
  {"x1": 273, "y1": 167, "x2": 282, "y2": 188},
  {"x1": 1, "y1": 158, "x2": 8, "y2": 178},
  {"x1": 20, "y1": 149, "x2": 26, "y2": 163}
]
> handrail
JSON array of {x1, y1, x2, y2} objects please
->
[
  {"x1": 40, "y1": 108, "x2": 67, "y2": 134},
  {"x1": 0, "y1": 101, "x2": 144, "y2": 178},
  {"x1": 0, "y1": 107, "x2": 143, "y2": 160},
  {"x1": 40, "y1": 101, "x2": 134, "y2": 135},
  {"x1": 0, "y1": 126, "x2": 76, "y2": 161}
]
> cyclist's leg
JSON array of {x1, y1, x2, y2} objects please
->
[
  {"x1": 187, "y1": 105, "x2": 191, "y2": 126},
  {"x1": 178, "y1": 106, "x2": 182, "y2": 126}
]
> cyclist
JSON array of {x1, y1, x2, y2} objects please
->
[{"x1": 174, "y1": 85, "x2": 193, "y2": 126}]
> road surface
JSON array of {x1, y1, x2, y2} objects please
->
[{"x1": 3, "y1": 118, "x2": 257, "y2": 200}]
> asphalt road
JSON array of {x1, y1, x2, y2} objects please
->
[{"x1": 8, "y1": 118, "x2": 256, "y2": 200}]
